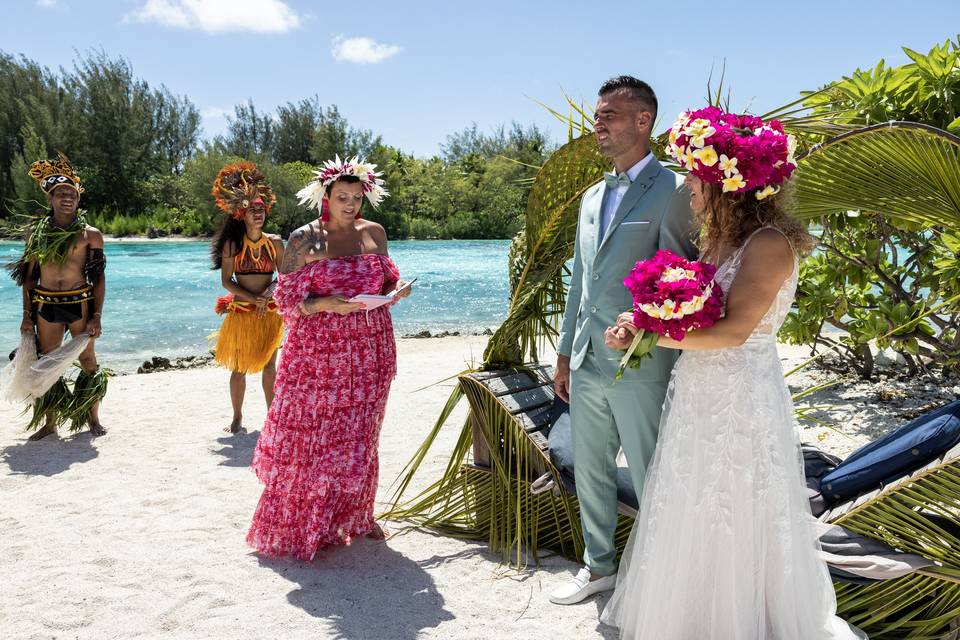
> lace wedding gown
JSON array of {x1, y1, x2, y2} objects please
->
[{"x1": 601, "y1": 229, "x2": 864, "y2": 639}]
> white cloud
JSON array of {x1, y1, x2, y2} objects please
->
[
  {"x1": 37, "y1": 0, "x2": 59, "y2": 8},
  {"x1": 331, "y1": 36, "x2": 402, "y2": 64},
  {"x1": 201, "y1": 106, "x2": 232, "y2": 120},
  {"x1": 125, "y1": 0, "x2": 300, "y2": 34}
]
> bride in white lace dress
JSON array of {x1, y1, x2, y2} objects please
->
[{"x1": 600, "y1": 107, "x2": 865, "y2": 639}]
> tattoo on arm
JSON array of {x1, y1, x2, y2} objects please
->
[
  {"x1": 279, "y1": 230, "x2": 305, "y2": 274},
  {"x1": 85, "y1": 248, "x2": 106, "y2": 285},
  {"x1": 279, "y1": 226, "x2": 325, "y2": 274}
]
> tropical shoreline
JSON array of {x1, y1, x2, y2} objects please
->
[{"x1": 104, "y1": 234, "x2": 202, "y2": 242}]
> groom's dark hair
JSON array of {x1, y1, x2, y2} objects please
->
[{"x1": 599, "y1": 76, "x2": 658, "y2": 120}]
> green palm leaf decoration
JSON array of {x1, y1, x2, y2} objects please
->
[
  {"x1": 484, "y1": 133, "x2": 607, "y2": 368},
  {"x1": 791, "y1": 121, "x2": 960, "y2": 365},
  {"x1": 793, "y1": 121, "x2": 960, "y2": 227},
  {"x1": 835, "y1": 568, "x2": 960, "y2": 639}
]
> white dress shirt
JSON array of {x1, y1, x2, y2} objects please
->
[{"x1": 600, "y1": 152, "x2": 654, "y2": 239}]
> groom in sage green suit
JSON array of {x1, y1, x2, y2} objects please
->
[{"x1": 549, "y1": 76, "x2": 697, "y2": 605}]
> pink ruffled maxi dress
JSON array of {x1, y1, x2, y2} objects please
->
[{"x1": 247, "y1": 254, "x2": 399, "y2": 560}]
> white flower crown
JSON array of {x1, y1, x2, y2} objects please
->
[{"x1": 295, "y1": 155, "x2": 389, "y2": 211}]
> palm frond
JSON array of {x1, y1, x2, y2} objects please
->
[
  {"x1": 386, "y1": 366, "x2": 634, "y2": 567},
  {"x1": 483, "y1": 134, "x2": 606, "y2": 368},
  {"x1": 794, "y1": 121, "x2": 960, "y2": 228},
  {"x1": 385, "y1": 381, "x2": 468, "y2": 508},
  {"x1": 761, "y1": 84, "x2": 861, "y2": 140},
  {"x1": 532, "y1": 92, "x2": 594, "y2": 141},
  {"x1": 824, "y1": 445, "x2": 960, "y2": 568},
  {"x1": 835, "y1": 568, "x2": 960, "y2": 639}
]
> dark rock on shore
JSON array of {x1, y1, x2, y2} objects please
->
[
  {"x1": 138, "y1": 354, "x2": 213, "y2": 374},
  {"x1": 401, "y1": 328, "x2": 495, "y2": 339}
]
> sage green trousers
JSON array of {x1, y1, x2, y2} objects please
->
[{"x1": 570, "y1": 350, "x2": 669, "y2": 576}]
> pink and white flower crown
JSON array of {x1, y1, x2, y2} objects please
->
[
  {"x1": 667, "y1": 106, "x2": 798, "y2": 200},
  {"x1": 296, "y1": 155, "x2": 389, "y2": 211}
]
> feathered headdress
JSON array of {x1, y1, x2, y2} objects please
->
[
  {"x1": 28, "y1": 152, "x2": 84, "y2": 195},
  {"x1": 667, "y1": 106, "x2": 798, "y2": 200},
  {"x1": 296, "y1": 155, "x2": 389, "y2": 213},
  {"x1": 211, "y1": 161, "x2": 276, "y2": 220}
]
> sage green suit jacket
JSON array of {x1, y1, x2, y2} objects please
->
[{"x1": 557, "y1": 159, "x2": 698, "y2": 381}]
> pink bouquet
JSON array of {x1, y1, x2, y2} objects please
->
[{"x1": 615, "y1": 250, "x2": 724, "y2": 379}]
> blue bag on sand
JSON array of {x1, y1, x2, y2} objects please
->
[{"x1": 819, "y1": 399, "x2": 960, "y2": 506}]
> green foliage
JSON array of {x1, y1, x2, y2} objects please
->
[
  {"x1": 220, "y1": 100, "x2": 274, "y2": 159},
  {"x1": 782, "y1": 213, "x2": 960, "y2": 377},
  {"x1": 216, "y1": 98, "x2": 384, "y2": 169},
  {"x1": 0, "y1": 49, "x2": 199, "y2": 221},
  {"x1": 311, "y1": 104, "x2": 382, "y2": 164},
  {"x1": 786, "y1": 38, "x2": 960, "y2": 377},
  {"x1": 261, "y1": 161, "x2": 318, "y2": 235},
  {"x1": 804, "y1": 36, "x2": 960, "y2": 131},
  {"x1": 8, "y1": 123, "x2": 47, "y2": 216},
  {"x1": 272, "y1": 98, "x2": 322, "y2": 164},
  {"x1": 0, "y1": 50, "x2": 549, "y2": 239},
  {"x1": 370, "y1": 127, "x2": 549, "y2": 240},
  {"x1": 403, "y1": 215, "x2": 438, "y2": 238}
]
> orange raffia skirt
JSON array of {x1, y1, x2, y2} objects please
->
[{"x1": 211, "y1": 294, "x2": 284, "y2": 374}]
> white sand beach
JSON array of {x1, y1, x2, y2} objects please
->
[{"x1": 1, "y1": 336, "x2": 950, "y2": 639}]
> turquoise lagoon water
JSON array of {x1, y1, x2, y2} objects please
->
[{"x1": 0, "y1": 239, "x2": 511, "y2": 373}]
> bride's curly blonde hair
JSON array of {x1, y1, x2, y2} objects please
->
[{"x1": 697, "y1": 182, "x2": 816, "y2": 260}]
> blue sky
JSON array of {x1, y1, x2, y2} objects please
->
[{"x1": 6, "y1": 0, "x2": 960, "y2": 157}]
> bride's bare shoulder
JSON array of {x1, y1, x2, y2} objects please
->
[{"x1": 740, "y1": 228, "x2": 794, "y2": 278}]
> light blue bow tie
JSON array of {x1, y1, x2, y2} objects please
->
[{"x1": 603, "y1": 171, "x2": 631, "y2": 189}]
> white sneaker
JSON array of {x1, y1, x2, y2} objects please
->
[{"x1": 548, "y1": 567, "x2": 616, "y2": 605}]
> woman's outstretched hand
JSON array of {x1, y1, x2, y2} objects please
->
[{"x1": 393, "y1": 279, "x2": 413, "y2": 300}]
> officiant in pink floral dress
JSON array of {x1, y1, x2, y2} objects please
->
[{"x1": 247, "y1": 157, "x2": 412, "y2": 561}]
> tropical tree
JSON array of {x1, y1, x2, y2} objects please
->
[
  {"x1": 782, "y1": 37, "x2": 960, "y2": 377},
  {"x1": 272, "y1": 96, "x2": 323, "y2": 164},
  {"x1": 0, "y1": 50, "x2": 201, "y2": 219},
  {"x1": 218, "y1": 99, "x2": 275, "y2": 160},
  {"x1": 0, "y1": 52, "x2": 68, "y2": 212}
]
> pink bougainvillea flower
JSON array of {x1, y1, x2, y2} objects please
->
[{"x1": 615, "y1": 250, "x2": 724, "y2": 379}]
